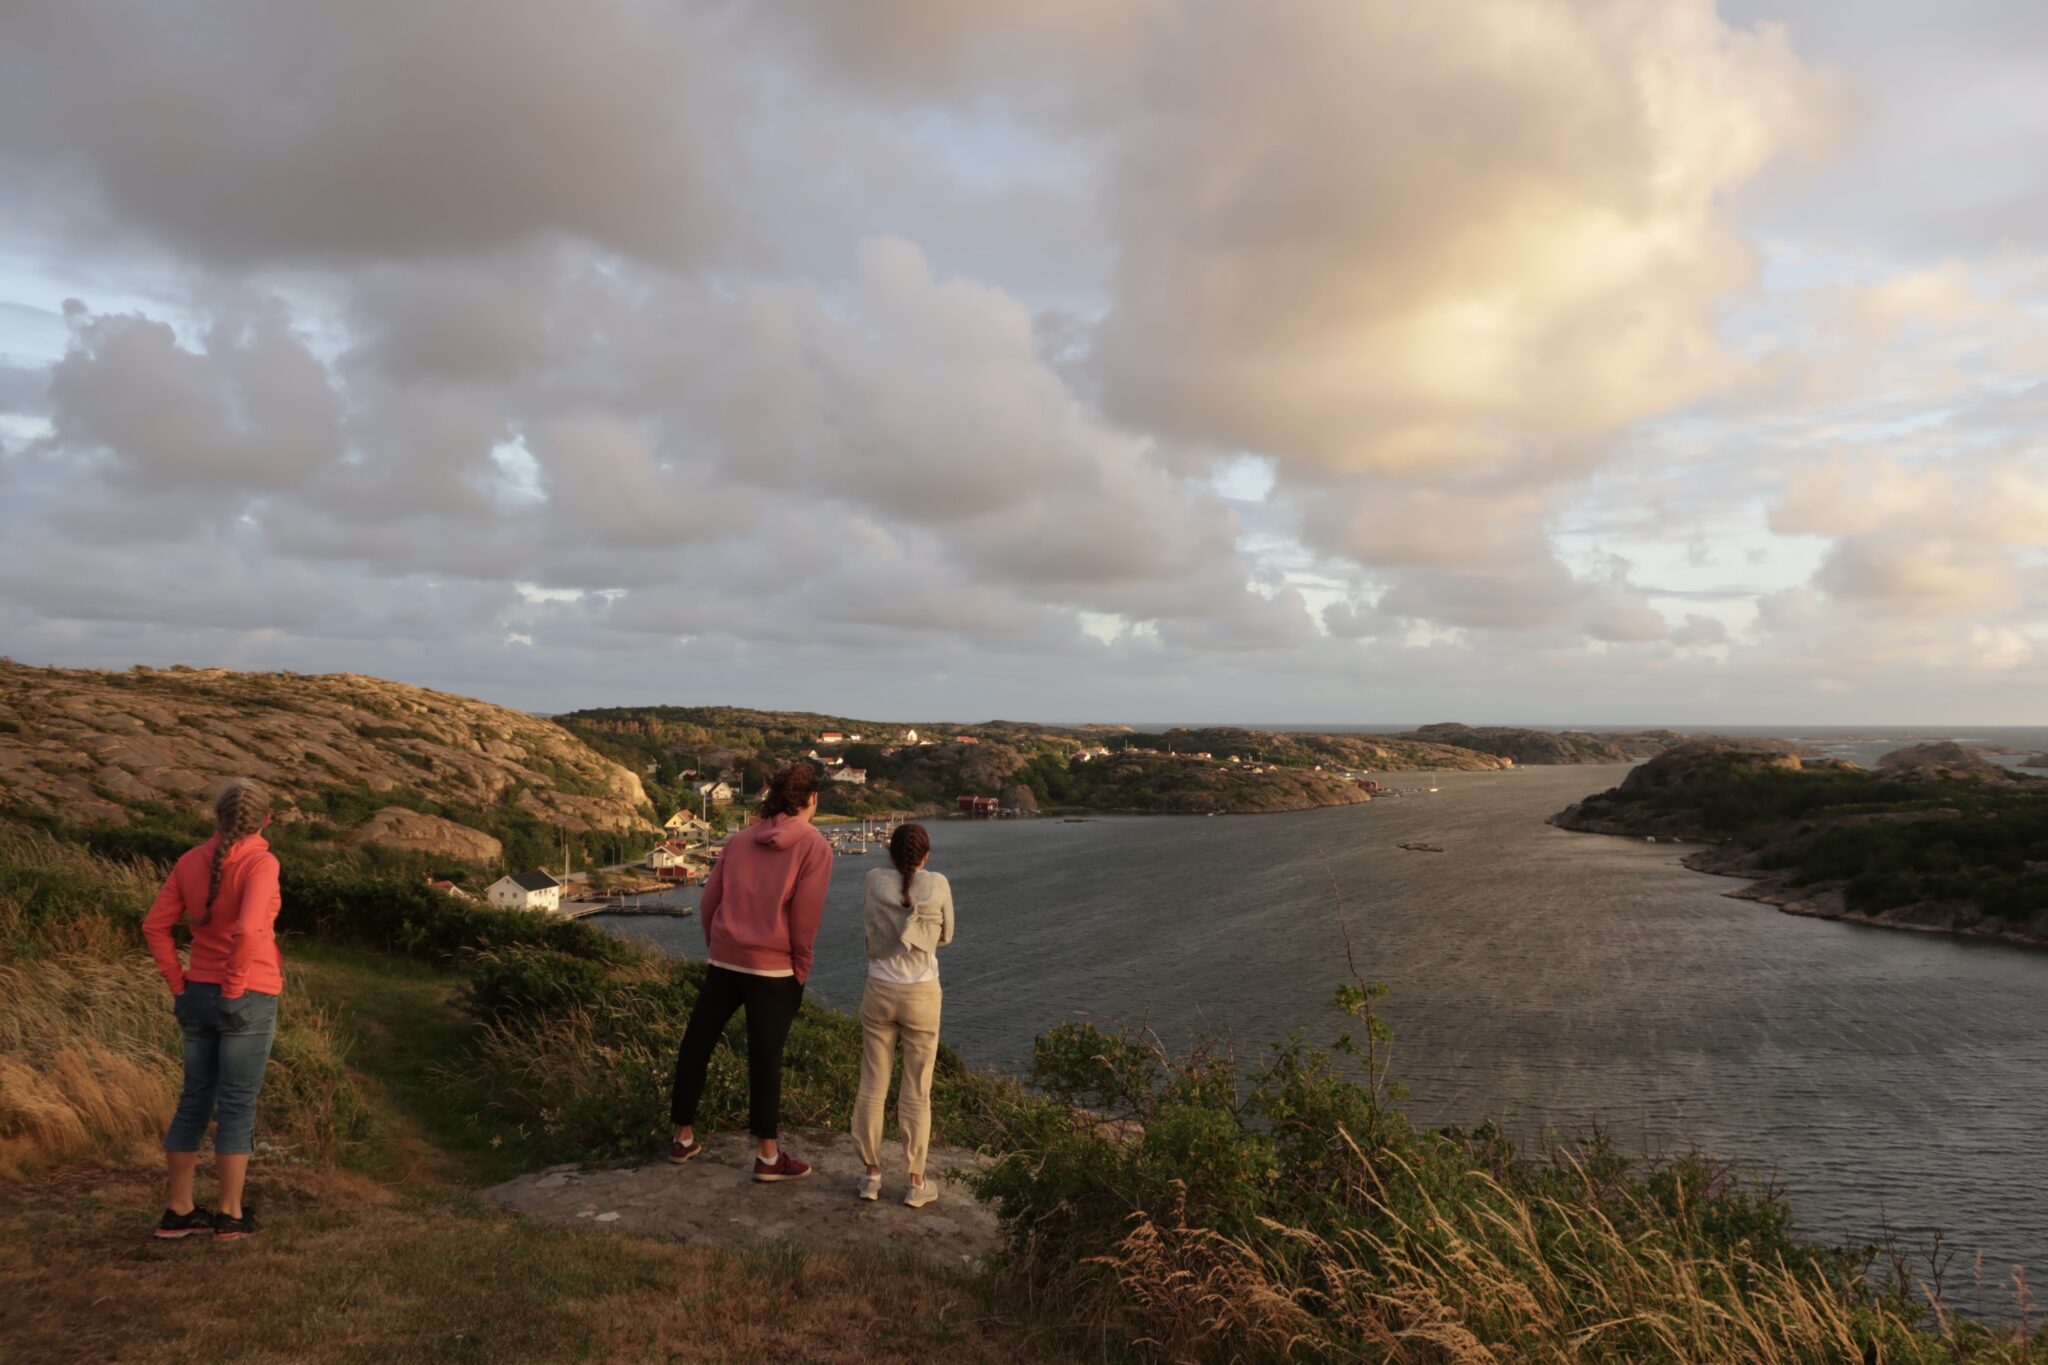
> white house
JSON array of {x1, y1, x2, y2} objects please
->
[
  {"x1": 664, "y1": 810, "x2": 715, "y2": 840},
  {"x1": 695, "y1": 779, "x2": 735, "y2": 804},
  {"x1": 487, "y1": 869, "x2": 563, "y2": 914},
  {"x1": 820, "y1": 730, "x2": 846, "y2": 744},
  {"x1": 648, "y1": 840, "x2": 708, "y2": 881},
  {"x1": 831, "y1": 767, "x2": 868, "y2": 786},
  {"x1": 900, "y1": 727, "x2": 920, "y2": 744}
]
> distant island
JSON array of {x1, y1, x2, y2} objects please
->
[{"x1": 1550, "y1": 741, "x2": 2048, "y2": 947}]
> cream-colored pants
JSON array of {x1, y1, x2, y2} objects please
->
[{"x1": 852, "y1": 978, "x2": 942, "y2": 1176}]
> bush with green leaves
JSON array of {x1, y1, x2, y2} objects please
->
[
  {"x1": 970, "y1": 981, "x2": 2048, "y2": 1363},
  {"x1": 277, "y1": 867, "x2": 634, "y2": 965},
  {"x1": 461, "y1": 948, "x2": 1044, "y2": 1161}
]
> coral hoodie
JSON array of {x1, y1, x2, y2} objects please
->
[
  {"x1": 699, "y1": 815, "x2": 835, "y2": 982},
  {"x1": 142, "y1": 833, "x2": 284, "y2": 1000}
]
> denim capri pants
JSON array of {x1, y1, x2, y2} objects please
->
[{"x1": 164, "y1": 982, "x2": 278, "y2": 1155}]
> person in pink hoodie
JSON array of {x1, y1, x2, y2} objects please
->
[
  {"x1": 668, "y1": 762, "x2": 835, "y2": 1181},
  {"x1": 140, "y1": 778, "x2": 282, "y2": 1242}
]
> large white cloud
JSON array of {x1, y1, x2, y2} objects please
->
[{"x1": 1091, "y1": 0, "x2": 1840, "y2": 481}]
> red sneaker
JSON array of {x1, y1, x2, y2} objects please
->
[
  {"x1": 752, "y1": 1151, "x2": 811, "y2": 1183},
  {"x1": 667, "y1": 1137, "x2": 703, "y2": 1165}
]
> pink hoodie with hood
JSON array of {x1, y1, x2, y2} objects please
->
[{"x1": 700, "y1": 814, "x2": 835, "y2": 982}]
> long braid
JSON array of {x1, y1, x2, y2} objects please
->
[
  {"x1": 889, "y1": 823, "x2": 929, "y2": 909},
  {"x1": 194, "y1": 780, "x2": 270, "y2": 925}
]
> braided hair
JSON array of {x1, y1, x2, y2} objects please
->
[
  {"x1": 757, "y1": 763, "x2": 821, "y2": 822},
  {"x1": 888, "y1": 823, "x2": 929, "y2": 909},
  {"x1": 193, "y1": 779, "x2": 270, "y2": 926}
]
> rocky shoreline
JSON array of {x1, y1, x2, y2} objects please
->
[
  {"x1": 1548, "y1": 739, "x2": 2048, "y2": 951},
  {"x1": 1552, "y1": 809, "x2": 2048, "y2": 950},
  {"x1": 1685, "y1": 849, "x2": 2048, "y2": 951}
]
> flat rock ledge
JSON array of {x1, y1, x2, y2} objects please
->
[{"x1": 482, "y1": 1128, "x2": 1002, "y2": 1272}]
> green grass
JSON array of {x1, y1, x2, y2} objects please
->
[{"x1": 287, "y1": 941, "x2": 530, "y2": 1185}]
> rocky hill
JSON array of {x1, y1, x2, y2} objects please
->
[
  {"x1": 1126, "y1": 726, "x2": 1510, "y2": 773},
  {"x1": 1402, "y1": 723, "x2": 1814, "y2": 766},
  {"x1": 1548, "y1": 742, "x2": 1808, "y2": 839},
  {"x1": 1404, "y1": 723, "x2": 1667, "y2": 765},
  {"x1": 1874, "y1": 740, "x2": 2012, "y2": 783},
  {"x1": 0, "y1": 662, "x2": 652, "y2": 863}
]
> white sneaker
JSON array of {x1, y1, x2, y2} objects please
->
[
  {"x1": 903, "y1": 1178, "x2": 939, "y2": 1209},
  {"x1": 856, "y1": 1173, "x2": 881, "y2": 1202}
]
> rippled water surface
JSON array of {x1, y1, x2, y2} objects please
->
[{"x1": 598, "y1": 763, "x2": 2048, "y2": 1300}]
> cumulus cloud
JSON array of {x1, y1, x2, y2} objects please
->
[
  {"x1": 1091, "y1": 0, "x2": 1839, "y2": 481},
  {"x1": 38, "y1": 302, "x2": 342, "y2": 493},
  {"x1": 1814, "y1": 535, "x2": 2023, "y2": 618},
  {"x1": 1770, "y1": 454, "x2": 2048, "y2": 621},
  {"x1": 1670, "y1": 614, "x2": 1731, "y2": 649},
  {"x1": 0, "y1": 0, "x2": 731, "y2": 267}
]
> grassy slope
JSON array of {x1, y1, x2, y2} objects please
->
[{"x1": 0, "y1": 942, "x2": 1067, "y2": 1365}]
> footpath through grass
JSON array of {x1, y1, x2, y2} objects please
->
[{"x1": 284, "y1": 941, "x2": 525, "y2": 1186}]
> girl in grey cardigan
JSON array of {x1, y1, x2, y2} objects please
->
[{"x1": 852, "y1": 823, "x2": 954, "y2": 1205}]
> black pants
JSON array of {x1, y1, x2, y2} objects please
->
[{"x1": 670, "y1": 966, "x2": 805, "y2": 1140}]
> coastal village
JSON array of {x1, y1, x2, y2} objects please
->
[{"x1": 469, "y1": 720, "x2": 1420, "y2": 918}]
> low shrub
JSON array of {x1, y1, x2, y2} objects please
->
[
  {"x1": 972, "y1": 982, "x2": 2048, "y2": 1363},
  {"x1": 278, "y1": 867, "x2": 634, "y2": 966},
  {"x1": 463, "y1": 950, "x2": 1044, "y2": 1161}
]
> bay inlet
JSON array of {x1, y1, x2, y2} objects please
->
[{"x1": 596, "y1": 762, "x2": 2048, "y2": 1307}]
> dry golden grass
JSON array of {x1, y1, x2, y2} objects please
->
[
  {"x1": 0, "y1": 829, "x2": 165, "y2": 959},
  {"x1": 0, "y1": 954, "x2": 184, "y2": 1178},
  {"x1": 0, "y1": 834, "x2": 371, "y2": 1179},
  {"x1": 1093, "y1": 1153, "x2": 2048, "y2": 1364},
  {"x1": 0, "y1": 1165, "x2": 1072, "y2": 1365},
  {"x1": 0, "y1": 952, "x2": 369, "y2": 1178}
]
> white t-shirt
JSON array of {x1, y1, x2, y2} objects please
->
[
  {"x1": 867, "y1": 947, "x2": 938, "y2": 985},
  {"x1": 711, "y1": 959, "x2": 795, "y2": 979}
]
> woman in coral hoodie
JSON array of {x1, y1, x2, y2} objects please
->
[
  {"x1": 668, "y1": 763, "x2": 835, "y2": 1181},
  {"x1": 140, "y1": 779, "x2": 283, "y2": 1241}
]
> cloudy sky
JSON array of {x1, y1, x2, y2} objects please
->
[{"x1": 2, "y1": 1, "x2": 2044, "y2": 725}]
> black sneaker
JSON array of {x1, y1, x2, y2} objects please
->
[
  {"x1": 154, "y1": 1207, "x2": 214, "y2": 1240},
  {"x1": 212, "y1": 1208, "x2": 261, "y2": 1241}
]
